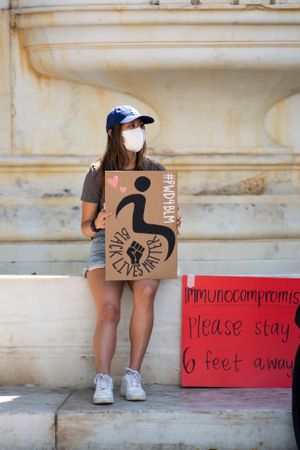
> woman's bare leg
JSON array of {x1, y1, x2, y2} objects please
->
[
  {"x1": 87, "y1": 268, "x2": 124, "y2": 374},
  {"x1": 127, "y1": 279, "x2": 160, "y2": 371}
]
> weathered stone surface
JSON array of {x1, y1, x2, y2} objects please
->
[
  {"x1": 1, "y1": 3, "x2": 298, "y2": 244},
  {"x1": 57, "y1": 386, "x2": 296, "y2": 450},
  {"x1": 12, "y1": 24, "x2": 158, "y2": 158},
  {"x1": 265, "y1": 92, "x2": 300, "y2": 149},
  {"x1": 0, "y1": 275, "x2": 181, "y2": 387},
  {"x1": 0, "y1": 263, "x2": 299, "y2": 387},
  {"x1": 1, "y1": 239, "x2": 300, "y2": 275},
  {"x1": 1, "y1": 160, "x2": 300, "y2": 241},
  {"x1": 17, "y1": 10, "x2": 300, "y2": 153},
  {"x1": 180, "y1": 195, "x2": 300, "y2": 240},
  {"x1": 0, "y1": 1, "x2": 9, "y2": 9},
  {"x1": 10, "y1": 0, "x2": 300, "y2": 7},
  {"x1": 0, "y1": 385, "x2": 295, "y2": 450},
  {"x1": 0, "y1": 11, "x2": 10, "y2": 154},
  {"x1": 0, "y1": 386, "x2": 71, "y2": 450},
  {"x1": 0, "y1": 0, "x2": 300, "y2": 250}
]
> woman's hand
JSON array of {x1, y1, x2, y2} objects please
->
[
  {"x1": 177, "y1": 206, "x2": 182, "y2": 235},
  {"x1": 94, "y1": 208, "x2": 113, "y2": 229}
]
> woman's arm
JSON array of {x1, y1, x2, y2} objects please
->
[{"x1": 81, "y1": 201, "x2": 112, "y2": 238}]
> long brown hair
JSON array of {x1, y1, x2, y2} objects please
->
[{"x1": 99, "y1": 124, "x2": 147, "y2": 197}]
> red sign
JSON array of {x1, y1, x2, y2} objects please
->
[{"x1": 181, "y1": 275, "x2": 300, "y2": 388}]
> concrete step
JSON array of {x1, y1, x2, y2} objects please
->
[{"x1": 0, "y1": 385, "x2": 296, "y2": 450}]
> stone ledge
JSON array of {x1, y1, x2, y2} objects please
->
[
  {"x1": 1, "y1": 267, "x2": 300, "y2": 385},
  {"x1": 0, "y1": 276, "x2": 181, "y2": 387},
  {"x1": 1, "y1": 239, "x2": 300, "y2": 261},
  {"x1": 0, "y1": 385, "x2": 71, "y2": 450},
  {"x1": 0, "y1": 385, "x2": 296, "y2": 450},
  {"x1": 58, "y1": 386, "x2": 295, "y2": 450},
  {"x1": 1, "y1": 154, "x2": 300, "y2": 168},
  {"x1": 11, "y1": 3, "x2": 300, "y2": 19},
  {"x1": 0, "y1": 269, "x2": 299, "y2": 387}
]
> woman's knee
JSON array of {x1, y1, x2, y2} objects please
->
[
  {"x1": 139, "y1": 282, "x2": 159, "y2": 299},
  {"x1": 98, "y1": 303, "x2": 120, "y2": 324},
  {"x1": 133, "y1": 284, "x2": 159, "y2": 311}
]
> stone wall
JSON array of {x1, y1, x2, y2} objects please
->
[{"x1": 0, "y1": 1, "x2": 300, "y2": 274}]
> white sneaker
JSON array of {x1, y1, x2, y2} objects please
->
[
  {"x1": 120, "y1": 368, "x2": 146, "y2": 401},
  {"x1": 93, "y1": 373, "x2": 114, "y2": 404}
]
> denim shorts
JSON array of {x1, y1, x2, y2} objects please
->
[{"x1": 83, "y1": 229, "x2": 106, "y2": 278}]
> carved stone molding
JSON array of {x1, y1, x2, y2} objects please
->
[
  {"x1": 13, "y1": 7, "x2": 300, "y2": 156},
  {"x1": 265, "y1": 92, "x2": 300, "y2": 149}
]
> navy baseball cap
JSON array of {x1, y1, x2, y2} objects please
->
[{"x1": 106, "y1": 105, "x2": 154, "y2": 132}]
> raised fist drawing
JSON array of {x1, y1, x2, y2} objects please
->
[{"x1": 127, "y1": 241, "x2": 145, "y2": 265}]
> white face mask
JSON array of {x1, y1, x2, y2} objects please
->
[{"x1": 121, "y1": 127, "x2": 146, "y2": 153}]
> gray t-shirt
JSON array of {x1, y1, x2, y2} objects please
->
[{"x1": 81, "y1": 157, "x2": 165, "y2": 208}]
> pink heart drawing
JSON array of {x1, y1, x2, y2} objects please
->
[
  {"x1": 120, "y1": 186, "x2": 127, "y2": 194},
  {"x1": 107, "y1": 175, "x2": 119, "y2": 189}
]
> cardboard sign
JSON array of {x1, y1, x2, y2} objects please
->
[
  {"x1": 105, "y1": 171, "x2": 177, "y2": 280},
  {"x1": 182, "y1": 275, "x2": 300, "y2": 388}
]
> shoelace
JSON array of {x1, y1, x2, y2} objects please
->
[
  {"x1": 127, "y1": 371, "x2": 142, "y2": 388},
  {"x1": 94, "y1": 374, "x2": 112, "y2": 391}
]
